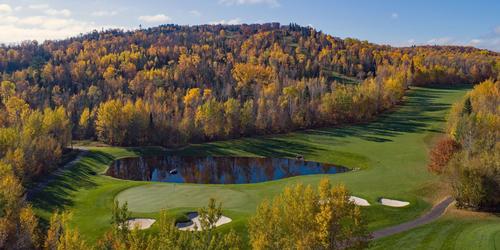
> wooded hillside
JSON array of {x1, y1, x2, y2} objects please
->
[{"x1": 1, "y1": 23, "x2": 499, "y2": 147}]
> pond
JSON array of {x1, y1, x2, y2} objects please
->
[{"x1": 106, "y1": 156, "x2": 348, "y2": 184}]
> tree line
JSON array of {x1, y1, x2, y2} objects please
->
[{"x1": 428, "y1": 79, "x2": 499, "y2": 211}]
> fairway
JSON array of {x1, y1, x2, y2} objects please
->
[
  {"x1": 369, "y1": 209, "x2": 500, "y2": 250},
  {"x1": 33, "y1": 86, "x2": 471, "y2": 243}
]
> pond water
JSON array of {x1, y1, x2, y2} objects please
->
[{"x1": 106, "y1": 156, "x2": 348, "y2": 184}]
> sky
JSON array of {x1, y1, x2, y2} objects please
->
[{"x1": 0, "y1": 0, "x2": 499, "y2": 51}]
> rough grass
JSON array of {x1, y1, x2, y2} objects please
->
[{"x1": 32, "y1": 86, "x2": 471, "y2": 244}]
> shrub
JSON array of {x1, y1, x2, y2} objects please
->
[{"x1": 428, "y1": 136, "x2": 460, "y2": 174}]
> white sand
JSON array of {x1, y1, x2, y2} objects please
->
[
  {"x1": 176, "y1": 212, "x2": 232, "y2": 231},
  {"x1": 380, "y1": 198, "x2": 410, "y2": 207},
  {"x1": 126, "y1": 218, "x2": 156, "y2": 230},
  {"x1": 349, "y1": 196, "x2": 371, "y2": 206}
]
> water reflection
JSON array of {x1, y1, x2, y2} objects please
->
[{"x1": 107, "y1": 156, "x2": 348, "y2": 184}]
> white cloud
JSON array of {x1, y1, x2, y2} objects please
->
[
  {"x1": 219, "y1": 0, "x2": 279, "y2": 8},
  {"x1": 28, "y1": 4, "x2": 49, "y2": 10},
  {"x1": 189, "y1": 10, "x2": 201, "y2": 17},
  {"x1": 3, "y1": 15, "x2": 19, "y2": 23},
  {"x1": 138, "y1": 14, "x2": 171, "y2": 23},
  {"x1": 426, "y1": 37, "x2": 454, "y2": 45},
  {"x1": 466, "y1": 37, "x2": 500, "y2": 52},
  {"x1": 0, "y1": 4, "x2": 12, "y2": 14},
  {"x1": 14, "y1": 6, "x2": 23, "y2": 11},
  {"x1": 469, "y1": 39, "x2": 482, "y2": 45},
  {"x1": 210, "y1": 18, "x2": 242, "y2": 25},
  {"x1": 18, "y1": 16, "x2": 45, "y2": 26},
  {"x1": 420, "y1": 27, "x2": 500, "y2": 52},
  {"x1": 391, "y1": 13, "x2": 399, "y2": 19},
  {"x1": 92, "y1": 10, "x2": 118, "y2": 17},
  {"x1": 44, "y1": 8, "x2": 71, "y2": 17},
  {"x1": 0, "y1": 21, "x2": 99, "y2": 44},
  {"x1": 0, "y1": 9, "x2": 121, "y2": 44}
]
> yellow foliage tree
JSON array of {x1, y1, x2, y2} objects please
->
[{"x1": 249, "y1": 178, "x2": 370, "y2": 250}]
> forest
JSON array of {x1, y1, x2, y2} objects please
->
[
  {"x1": 0, "y1": 23, "x2": 499, "y2": 249},
  {"x1": 1, "y1": 24, "x2": 499, "y2": 146}
]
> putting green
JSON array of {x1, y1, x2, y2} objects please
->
[{"x1": 117, "y1": 184, "x2": 254, "y2": 213}]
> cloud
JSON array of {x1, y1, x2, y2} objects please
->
[
  {"x1": 426, "y1": 37, "x2": 454, "y2": 45},
  {"x1": 219, "y1": 0, "x2": 280, "y2": 8},
  {"x1": 28, "y1": 4, "x2": 49, "y2": 10},
  {"x1": 391, "y1": 13, "x2": 399, "y2": 19},
  {"x1": 209, "y1": 18, "x2": 242, "y2": 25},
  {"x1": 421, "y1": 27, "x2": 500, "y2": 52},
  {"x1": 0, "y1": 20, "x2": 113, "y2": 44},
  {"x1": 466, "y1": 36, "x2": 500, "y2": 52},
  {"x1": 423, "y1": 31, "x2": 498, "y2": 51},
  {"x1": 26, "y1": 4, "x2": 72, "y2": 17},
  {"x1": 189, "y1": 10, "x2": 201, "y2": 17},
  {"x1": 92, "y1": 10, "x2": 118, "y2": 17},
  {"x1": 44, "y1": 8, "x2": 71, "y2": 17},
  {"x1": 0, "y1": 5, "x2": 122, "y2": 44},
  {"x1": 0, "y1": 4, "x2": 12, "y2": 14},
  {"x1": 469, "y1": 39, "x2": 482, "y2": 45},
  {"x1": 138, "y1": 14, "x2": 171, "y2": 23}
]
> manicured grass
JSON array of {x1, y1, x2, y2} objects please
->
[
  {"x1": 32, "y1": 86, "x2": 469, "y2": 244},
  {"x1": 31, "y1": 146, "x2": 165, "y2": 242},
  {"x1": 370, "y1": 209, "x2": 500, "y2": 250}
]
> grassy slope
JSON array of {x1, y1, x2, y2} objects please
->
[
  {"x1": 33, "y1": 86, "x2": 471, "y2": 244},
  {"x1": 370, "y1": 208, "x2": 500, "y2": 250}
]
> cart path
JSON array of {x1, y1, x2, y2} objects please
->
[{"x1": 372, "y1": 196, "x2": 454, "y2": 239}]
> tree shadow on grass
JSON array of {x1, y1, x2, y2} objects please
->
[
  {"x1": 29, "y1": 146, "x2": 164, "y2": 219},
  {"x1": 29, "y1": 150, "x2": 119, "y2": 215},
  {"x1": 177, "y1": 136, "x2": 325, "y2": 158},
  {"x1": 306, "y1": 87, "x2": 453, "y2": 142},
  {"x1": 176, "y1": 86, "x2": 458, "y2": 157}
]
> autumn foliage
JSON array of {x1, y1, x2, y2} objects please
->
[
  {"x1": 428, "y1": 136, "x2": 460, "y2": 174},
  {"x1": 0, "y1": 24, "x2": 496, "y2": 147},
  {"x1": 441, "y1": 79, "x2": 500, "y2": 211},
  {"x1": 248, "y1": 179, "x2": 370, "y2": 250}
]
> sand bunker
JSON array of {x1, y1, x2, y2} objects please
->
[
  {"x1": 176, "y1": 212, "x2": 232, "y2": 231},
  {"x1": 379, "y1": 198, "x2": 410, "y2": 207},
  {"x1": 125, "y1": 218, "x2": 156, "y2": 229},
  {"x1": 349, "y1": 196, "x2": 371, "y2": 206},
  {"x1": 319, "y1": 196, "x2": 370, "y2": 206}
]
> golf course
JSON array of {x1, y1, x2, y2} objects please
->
[{"x1": 30, "y1": 85, "x2": 500, "y2": 247}]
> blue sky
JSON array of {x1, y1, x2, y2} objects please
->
[{"x1": 1, "y1": 0, "x2": 499, "y2": 51}]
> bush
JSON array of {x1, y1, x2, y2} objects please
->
[
  {"x1": 447, "y1": 151, "x2": 500, "y2": 211},
  {"x1": 428, "y1": 136, "x2": 460, "y2": 174}
]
